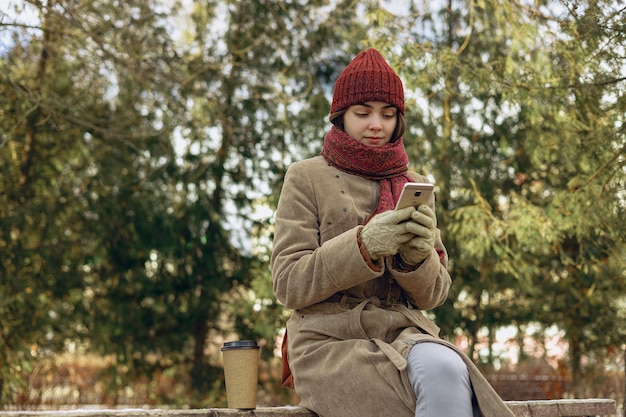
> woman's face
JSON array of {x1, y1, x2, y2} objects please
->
[{"x1": 343, "y1": 101, "x2": 398, "y2": 147}]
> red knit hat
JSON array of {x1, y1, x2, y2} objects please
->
[{"x1": 330, "y1": 48, "x2": 405, "y2": 115}]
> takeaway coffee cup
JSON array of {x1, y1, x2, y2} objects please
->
[{"x1": 221, "y1": 340, "x2": 260, "y2": 409}]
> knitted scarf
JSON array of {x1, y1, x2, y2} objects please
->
[{"x1": 321, "y1": 126, "x2": 412, "y2": 216}]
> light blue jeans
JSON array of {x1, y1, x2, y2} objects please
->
[{"x1": 407, "y1": 342, "x2": 481, "y2": 417}]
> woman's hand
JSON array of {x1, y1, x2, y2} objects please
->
[
  {"x1": 398, "y1": 205, "x2": 437, "y2": 266},
  {"x1": 360, "y1": 207, "x2": 416, "y2": 260}
]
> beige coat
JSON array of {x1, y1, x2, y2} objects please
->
[{"x1": 271, "y1": 156, "x2": 514, "y2": 417}]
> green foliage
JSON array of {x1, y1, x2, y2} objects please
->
[
  {"x1": 0, "y1": 0, "x2": 374, "y2": 406},
  {"x1": 0, "y1": 0, "x2": 188, "y2": 403},
  {"x1": 375, "y1": 0, "x2": 625, "y2": 395}
]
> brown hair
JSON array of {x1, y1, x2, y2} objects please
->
[{"x1": 329, "y1": 108, "x2": 406, "y2": 143}]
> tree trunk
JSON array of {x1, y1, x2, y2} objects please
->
[
  {"x1": 487, "y1": 325, "x2": 494, "y2": 366},
  {"x1": 190, "y1": 306, "x2": 210, "y2": 393},
  {"x1": 569, "y1": 331, "x2": 584, "y2": 398}
]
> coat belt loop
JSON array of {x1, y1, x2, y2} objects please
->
[
  {"x1": 372, "y1": 339, "x2": 408, "y2": 371},
  {"x1": 348, "y1": 299, "x2": 371, "y2": 339}
]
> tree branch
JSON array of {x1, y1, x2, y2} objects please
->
[{"x1": 455, "y1": 0, "x2": 474, "y2": 57}]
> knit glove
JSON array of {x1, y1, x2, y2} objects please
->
[
  {"x1": 398, "y1": 205, "x2": 437, "y2": 266},
  {"x1": 360, "y1": 206, "x2": 416, "y2": 260}
]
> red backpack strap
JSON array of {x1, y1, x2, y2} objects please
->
[{"x1": 280, "y1": 330, "x2": 295, "y2": 389}]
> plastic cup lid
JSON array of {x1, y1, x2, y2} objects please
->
[{"x1": 221, "y1": 340, "x2": 260, "y2": 351}]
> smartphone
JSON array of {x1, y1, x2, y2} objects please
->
[{"x1": 394, "y1": 182, "x2": 434, "y2": 210}]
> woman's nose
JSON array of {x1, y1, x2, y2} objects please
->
[{"x1": 369, "y1": 116, "x2": 382, "y2": 130}]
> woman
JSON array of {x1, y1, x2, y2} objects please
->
[{"x1": 270, "y1": 48, "x2": 513, "y2": 417}]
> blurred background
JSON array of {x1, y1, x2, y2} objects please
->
[{"x1": 0, "y1": 0, "x2": 624, "y2": 411}]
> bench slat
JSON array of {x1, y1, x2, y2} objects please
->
[
  {"x1": 0, "y1": 399, "x2": 617, "y2": 417},
  {"x1": 506, "y1": 399, "x2": 618, "y2": 417}
]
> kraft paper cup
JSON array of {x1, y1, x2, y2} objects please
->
[{"x1": 221, "y1": 340, "x2": 260, "y2": 409}]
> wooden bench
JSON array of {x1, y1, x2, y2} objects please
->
[{"x1": 0, "y1": 399, "x2": 618, "y2": 417}]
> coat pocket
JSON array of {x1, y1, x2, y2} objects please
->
[{"x1": 295, "y1": 306, "x2": 355, "y2": 340}]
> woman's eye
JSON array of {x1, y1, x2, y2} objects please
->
[
  {"x1": 383, "y1": 113, "x2": 395, "y2": 119},
  {"x1": 356, "y1": 112, "x2": 369, "y2": 117}
]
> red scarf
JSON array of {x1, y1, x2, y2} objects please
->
[{"x1": 321, "y1": 126, "x2": 412, "y2": 217}]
